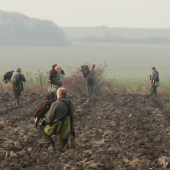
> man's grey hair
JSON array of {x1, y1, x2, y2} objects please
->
[{"x1": 57, "y1": 87, "x2": 67, "y2": 97}]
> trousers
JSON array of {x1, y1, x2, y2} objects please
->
[
  {"x1": 87, "y1": 81, "x2": 94, "y2": 95},
  {"x1": 150, "y1": 84, "x2": 157, "y2": 98}
]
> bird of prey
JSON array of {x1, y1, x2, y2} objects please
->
[
  {"x1": 3, "y1": 70, "x2": 14, "y2": 83},
  {"x1": 34, "y1": 92, "x2": 55, "y2": 128},
  {"x1": 81, "y1": 65, "x2": 90, "y2": 78}
]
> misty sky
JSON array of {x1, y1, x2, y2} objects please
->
[{"x1": 0, "y1": 0, "x2": 170, "y2": 28}]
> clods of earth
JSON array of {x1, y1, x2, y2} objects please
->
[{"x1": 0, "y1": 92, "x2": 170, "y2": 169}]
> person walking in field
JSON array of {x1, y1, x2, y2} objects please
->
[
  {"x1": 148, "y1": 67, "x2": 159, "y2": 98},
  {"x1": 48, "y1": 65, "x2": 63, "y2": 100},
  {"x1": 56, "y1": 66, "x2": 64, "y2": 87},
  {"x1": 40, "y1": 87, "x2": 75, "y2": 152},
  {"x1": 86, "y1": 64, "x2": 96, "y2": 96},
  {"x1": 11, "y1": 68, "x2": 26, "y2": 106}
]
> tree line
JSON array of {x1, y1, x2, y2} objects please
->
[
  {"x1": 81, "y1": 34, "x2": 170, "y2": 45},
  {"x1": 0, "y1": 10, "x2": 71, "y2": 46}
]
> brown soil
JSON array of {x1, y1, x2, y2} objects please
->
[{"x1": 0, "y1": 92, "x2": 170, "y2": 170}]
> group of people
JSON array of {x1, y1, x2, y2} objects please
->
[
  {"x1": 10, "y1": 64, "x2": 96, "y2": 107},
  {"x1": 41, "y1": 65, "x2": 75, "y2": 152},
  {"x1": 9, "y1": 64, "x2": 95, "y2": 152},
  {"x1": 40, "y1": 64, "x2": 96, "y2": 151},
  {"x1": 8, "y1": 65, "x2": 158, "y2": 152}
]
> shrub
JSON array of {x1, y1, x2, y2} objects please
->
[{"x1": 64, "y1": 63, "x2": 108, "y2": 95}]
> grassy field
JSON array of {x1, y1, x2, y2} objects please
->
[
  {"x1": 61, "y1": 27, "x2": 170, "y2": 40},
  {"x1": 0, "y1": 43, "x2": 170, "y2": 86}
]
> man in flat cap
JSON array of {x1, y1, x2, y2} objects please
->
[{"x1": 148, "y1": 67, "x2": 159, "y2": 98}]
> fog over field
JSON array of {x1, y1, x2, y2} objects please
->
[
  {"x1": 0, "y1": 6, "x2": 170, "y2": 84},
  {"x1": 62, "y1": 27, "x2": 170, "y2": 40},
  {"x1": 0, "y1": 42, "x2": 170, "y2": 83}
]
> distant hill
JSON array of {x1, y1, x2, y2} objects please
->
[
  {"x1": 0, "y1": 10, "x2": 71, "y2": 46},
  {"x1": 62, "y1": 27, "x2": 170, "y2": 45}
]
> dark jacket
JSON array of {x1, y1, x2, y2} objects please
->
[
  {"x1": 151, "y1": 70, "x2": 159, "y2": 83},
  {"x1": 13, "y1": 72, "x2": 26, "y2": 91},
  {"x1": 86, "y1": 70, "x2": 96, "y2": 82}
]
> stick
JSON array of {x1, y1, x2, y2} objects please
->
[{"x1": 148, "y1": 76, "x2": 149, "y2": 94}]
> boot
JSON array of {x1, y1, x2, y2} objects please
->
[
  {"x1": 48, "y1": 141, "x2": 55, "y2": 151},
  {"x1": 68, "y1": 135, "x2": 76, "y2": 149},
  {"x1": 16, "y1": 98, "x2": 20, "y2": 106}
]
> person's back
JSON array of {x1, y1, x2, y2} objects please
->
[
  {"x1": 87, "y1": 69, "x2": 96, "y2": 81},
  {"x1": 45, "y1": 96, "x2": 74, "y2": 125},
  {"x1": 13, "y1": 72, "x2": 26, "y2": 87},
  {"x1": 40, "y1": 88, "x2": 75, "y2": 152},
  {"x1": 151, "y1": 70, "x2": 159, "y2": 83},
  {"x1": 12, "y1": 68, "x2": 26, "y2": 106}
]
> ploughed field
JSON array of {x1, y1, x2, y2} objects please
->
[{"x1": 0, "y1": 92, "x2": 170, "y2": 170}]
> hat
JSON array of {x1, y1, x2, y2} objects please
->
[
  {"x1": 16, "y1": 68, "x2": 21, "y2": 72},
  {"x1": 151, "y1": 67, "x2": 156, "y2": 70}
]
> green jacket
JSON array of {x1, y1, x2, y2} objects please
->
[
  {"x1": 151, "y1": 70, "x2": 159, "y2": 84},
  {"x1": 13, "y1": 72, "x2": 26, "y2": 91},
  {"x1": 45, "y1": 97, "x2": 75, "y2": 124},
  {"x1": 44, "y1": 97, "x2": 75, "y2": 139}
]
